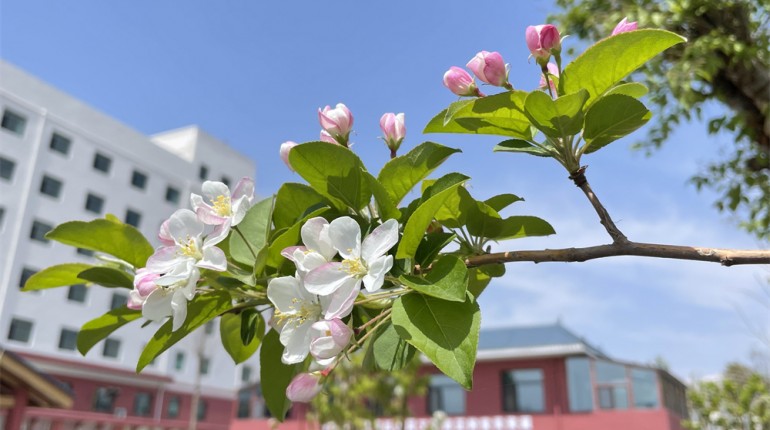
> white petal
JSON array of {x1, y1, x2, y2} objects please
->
[
  {"x1": 142, "y1": 289, "x2": 174, "y2": 321},
  {"x1": 199, "y1": 245, "x2": 227, "y2": 271},
  {"x1": 296, "y1": 251, "x2": 328, "y2": 274},
  {"x1": 267, "y1": 276, "x2": 304, "y2": 312},
  {"x1": 232, "y1": 177, "x2": 255, "y2": 202},
  {"x1": 310, "y1": 336, "x2": 340, "y2": 360},
  {"x1": 230, "y1": 196, "x2": 251, "y2": 226},
  {"x1": 362, "y1": 255, "x2": 393, "y2": 293},
  {"x1": 190, "y1": 193, "x2": 205, "y2": 212},
  {"x1": 204, "y1": 221, "x2": 230, "y2": 247},
  {"x1": 201, "y1": 181, "x2": 231, "y2": 202},
  {"x1": 168, "y1": 209, "x2": 204, "y2": 243},
  {"x1": 328, "y1": 217, "x2": 361, "y2": 260},
  {"x1": 281, "y1": 321, "x2": 313, "y2": 364},
  {"x1": 281, "y1": 246, "x2": 305, "y2": 262},
  {"x1": 301, "y1": 217, "x2": 336, "y2": 260},
  {"x1": 170, "y1": 290, "x2": 189, "y2": 331},
  {"x1": 361, "y1": 219, "x2": 399, "y2": 263},
  {"x1": 320, "y1": 280, "x2": 359, "y2": 320},
  {"x1": 304, "y1": 263, "x2": 353, "y2": 295},
  {"x1": 146, "y1": 247, "x2": 186, "y2": 274}
]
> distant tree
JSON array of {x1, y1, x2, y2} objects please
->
[
  {"x1": 684, "y1": 363, "x2": 770, "y2": 429},
  {"x1": 552, "y1": 0, "x2": 770, "y2": 240}
]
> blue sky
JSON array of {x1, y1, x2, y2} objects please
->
[{"x1": 3, "y1": 0, "x2": 768, "y2": 379}]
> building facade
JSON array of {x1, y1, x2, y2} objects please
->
[{"x1": 0, "y1": 60, "x2": 257, "y2": 429}]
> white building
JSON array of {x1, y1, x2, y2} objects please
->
[{"x1": 0, "y1": 60, "x2": 257, "y2": 425}]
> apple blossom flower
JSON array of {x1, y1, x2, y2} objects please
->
[
  {"x1": 191, "y1": 178, "x2": 255, "y2": 227},
  {"x1": 282, "y1": 217, "x2": 337, "y2": 278},
  {"x1": 142, "y1": 262, "x2": 200, "y2": 331},
  {"x1": 318, "y1": 103, "x2": 354, "y2": 146},
  {"x1": 280, "y1": 141, "x2": 298, "y2": 171},
  {"x1": 380, "y1": 113, "x2": 406, "y2": 155},
  {"x1": 320, "y1": 130, "x2": 337, "y2": 144},
  {"x1": 309, "y1": 318, "x2": 353, "y2": 361},
  {"x1": 611, "y1": 17, "x2": 638, "y2": 36},
  {"x1": 267, "y1": 274, "x2": 355, "y2": 364},
  {"x1": 443, "y1": 66, "x2": 484, "y2": 97},
  {"x1": 526, "y1": 24, "x2": 561, "y2": 65},
  {"x1": 127, "y1": 268, "x2": 159, "y2": 310},
  {"x1": 286, "y1": 372, "x2": 323, "y2": 403},
  {"x1": 304, "y1": 217, "x2": 399, "y2": 296},
  {"x1": 466, "y1": 51, "x2": 510, "y2": 88},
  {"x1": 539, "y1": 62, "x2": 560, "y2": 95}
]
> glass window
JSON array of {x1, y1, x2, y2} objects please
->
[
  {"x1": 242, "y1": 365, "x2": 252, "y2": 382},
  {"x1": 566, "y1": 357, "x2": 594, "y2": 412},
  {"x1": 50, "y1": 133, "x2": 72, "y2": 155},
  {"x1": 428, "y1": 374, "x2": 465, "y2": 415},
  {"x1": 131, "y1": 170, "x2": 147, "y2": 189},
  {"x1": 175, "y1": 351, "x2": 185, "y2": 370},
  {"x1": 40, "y1": 175, "x2": 63, "y2": 198},
  {"x1": 199, "y1": 165, "x2": 209, "y2": 180},
  {"x1": 632, "y1": 368, "x2": 659, "y2": 408},
  {"x1": 110, "y1": 292, "x2": 127, "y2": 310},
  {"x1": 58, "y1": 328, "x2": 78, "y2": 351},
  {"x1": 197, "y1": 399, "x2": 207, "y2": 421},
  {"x1": 166, "y1": 186, "x2": 180, "y2": 204},
  {"x1": 68, "y1": 284, "x2": 88, "y2": 302},
  {"x1": 93, "y1": 387, "x2": 117, "y2": 412},
  {"x1": 221, "y1": 176, "x2": 231, "y2": 187},
  {"x1": 125, "y1": 209, "x2": 141, "y2": 228},
  {"x1": 85, "y1": 193, "x2": 105, "y2": 213},
  {"x1": 93, "y1": 153, "x2": 112, "y2": 173},
  {"x1": 30, "y1": 220, "x2": 53, "y2": 243},
  {"x1": 595, "y1": 361, "x2": 629, "y2": 410},
  {"x1": 502, "y1": 368, "x2": 545, "y2": 413},
  {"x1": 133, "y1": 392, "x2": 152, "y2": 416},
  {"x1": 76, "y1": 247, "x2": 94, "y2": 257},
  {"x1": 19, "y1": 267, "x2": 37, "y2": 289},
  {"x1": 204, "y1": 321, "x2": 214, "y2": 334},
  {"x1": 103, "y1": 338, "x2": 121, "y2": 358},
  {"x1": 167, "y1": 396, "x2": 181, "y2": 418},
  {"x1": 0, "y1": 207, "x2": 5, "y2": 229},
  {"x1": 200, "y1": 357, "x2": 210, "y2": 375},
  {"x1": 1, "y1": 110, "x2": 26, "y2": 135},
  {"x1": 8, "y1": 318, "x2": 33, "y2": 343},
  {"x1": 0, "y1": 156, "x2": 16, "y2": 181},
  {"x1": 237, "y1": 390, "x2": 251, "y2": 418}
]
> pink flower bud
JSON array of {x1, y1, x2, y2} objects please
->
[
  {"x1": 380, "y1": 113, "x2": 406, "y2": 152},
  {"x1": 280, "y1": 141, "x2": 298, "y2": 171},
  {"x1": 466, "y1": 51, "x2": 509, "y2": 87},
  {"x1": 611, "y1": 17, "x2": 638, "y2": 36},
  {"x1": 526, "y1": 24, "x2": 561, "y2": 64},
  {"x1": 539, "y1": 63, "x2": 560, "y2": 95},
  {"x1": 319, "y1": 130, "x2": 337, "y2": 144},
  {"x1": 286, "y1": 372, "x2": 323, "y2": 403},
  {"x1": 318, "y1": 103, "x2": 353, "y2": 146},
  {"x1": 310, "y1": 318, "x2": 353, "y2": 360},
  {"x1": 128, "y1": 268, "x2": 160, "y2": 310},
  {"x1": 443, "y1": 66, "x2": 484, "y2": 97}
]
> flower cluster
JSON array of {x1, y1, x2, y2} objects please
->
[
  {"x1": 127, "y1": 178, "x2": 255, "y2": 331},
  {"x1": 267, "y1": 216, "x2": 399, "y2": 400}
]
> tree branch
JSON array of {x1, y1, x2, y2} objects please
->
[
  {"x1": 463, "y1": 242, "x2": 770, "y2": 267},
  {"x1": 569, "y1": 166, "x2": 629, "y2": 244}
]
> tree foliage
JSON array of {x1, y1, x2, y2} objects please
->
[{"x1": 553, "y1": 0, "x2": 770, "y2": 240}]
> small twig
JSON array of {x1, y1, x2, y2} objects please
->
[
  {"x1": 463, "y1": 242, "x2": 770, "y2": 267},
  {"x1": 233, "y1": 226, "x2": 259, "y2": 260},
  {"x1": 355, "y1": 308, "x2": 392, "y2": 334},
  {"x1": 569, "y1": 166, "x2": 629, "y2": 244}
]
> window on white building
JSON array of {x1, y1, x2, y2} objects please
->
[
  {"x1": 1, "y1": 109, "x2": 27, "y2": 136},
  {"x1": 221, "y1": 176, "x2": 231, "y2": 187},
  {"x1": 200, "y1": 357, "x2": 210, "y2": 375},
  {"x1": 49, "y1": 133, "x2": 72, "y2": 155},
  {"x1": 0, "y1": 156, "x2": 15, "y2": 181},
  {"x1": 131, "y1": 170, "x2": 147, "y2": 190},
  {"x1": 58, "y1": 328, "x2": 78, "y2": 351},
  {"x1": 427, "y1": 374, "x2": 465, "y2": 415},
  {"x1": 68, "y1": 284, "x2": 88, "y2": 303},
  {"x1": 110, "y1": 292, "x2": 127, "y2": 310},
  {"x1": 76, "y1": 247, "x2": 94, "y2": 257},
  {"x1": 502, "y1": 368, "x2": 545, "y2": 413},
  {"x1": 199, "y1": 164, "x2": 208, "y2": 180},
  {"x1": 93, "y1": 153, "x2": 112, "y2": 173},
  {"x1": 40, "y1": 175, "x2": 63, "y2": 198},
  {"x1": 241, "y1": 365, "x2": 252, "y2": 382},
  {"x1": 102, "y1": 338, "x2": 121, "y2": 358},
  {"x1": 125, "y1": 209, "x2": 141, "y2": 228},
  {"x1": 134, "y1": 392, "x2": 152, "y2": 417},
  {"x1": 19, "y1": 267, "x2": 37, "y2": 289},
  {"x1": 8, "y1": 318, "x2": 33, "y2": 343},
  {"x1": 0, "y1": 207, "x2": 5, "y2": 229},
  {"x1": 166, "y1": 186, "x2": 180, "y2": 204},
  {"x1": 174, "y1": 351, "x2": 185, "y2": 370},
  {"x1": 30, "y1": 220, "x2": 53, "y2": 243},
  {"x1": 85, "y1": 193, "x2": 105, "y2": 214}
]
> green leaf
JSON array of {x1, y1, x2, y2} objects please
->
[
  {"x1": 46, "y1": 217, "x2": 154, "y2": 268},
  {"x1": 364, "y1": 171, "x2": 401, "y2": 221},
  {"x1": 260, "y1": 329, "x2": 301, "y2": 420},
  {"x1": 392, "y1": 292, "x2": 481, "y2": 389},
  {"x1": 229, "y1": 197, "x2": 274, "y2": 266},
  {"x1": 424, "y1": 91, "x2": 533, "y2": 140},
  {"x1": 77, "y1": 307, "x2": 142, "y2": 355},
  {"x1": 523, "y1": 89, "x2": 589, "y2": 138},
  {"x1": 371, "y1": 322, "x2": 416, "y2": 371},
  {"x1": 561, "y1": 29, "x2": 686, "y2": 104},
  {"x1": 467, "y1": 264, "x2": 505, "y2": 297},
  {"x1": 289, "y1": 141, "x2": 372, "y2": 211},
  {"x1": 137, "y1": 292, "x2": 233, "y2": 372},
  {"x1": 78, "y1": 267, "x2": 133, "y2": 289},
  {"x1": 415, "y1": 231, "x2": 456, "y2": 268},
  {"x1": 377, "y1": 142, "x2": 461, "y2": 205},
  {"x1": 397, "y1": 175, "x2": 469, "y2": 259},
  {"x1": 400, "y1": 256, "x2": 468, "y2": 302},
  {"x1": 494, "y1": 139, "x2": 553, "y2": 157},
  {"x1": 605, "y1": 82, "x2": 649, "y2": 98},
  {"x1": 273, "y1": 183, "x2": 327, "y2": 230},
  {"x1": 582, "y1": 94, "x2": 652, "y2": 154},
  {"x1": 488, "y1": 216, "x2": 556, "y2": 241},
  {"x1": 484, "y1": 194, "x2": 523, "y2": 212},
  {"x1": 22, "y1": 263, "x2": 92, "y2": 291},
  {"x1": 220, "y1": 312, "x2": 264, "y2": 364},
  {"x1": 432, "y1": 184, "x2": 475, "y2": 229}
]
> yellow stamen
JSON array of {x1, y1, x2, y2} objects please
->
[
  {"x1": 341, "y1": 258, "x2": 367, "y2": 278},
  {"x1": 212, "y1": 195, "x2": 232, "y2": 217},
  {"x1": 180, "y1": 237, "x2": 202, "y2": 259}
]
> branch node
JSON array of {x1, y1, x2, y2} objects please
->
[{"x1": 568, "y1": 166, "x2": 588, "y2": 187}]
